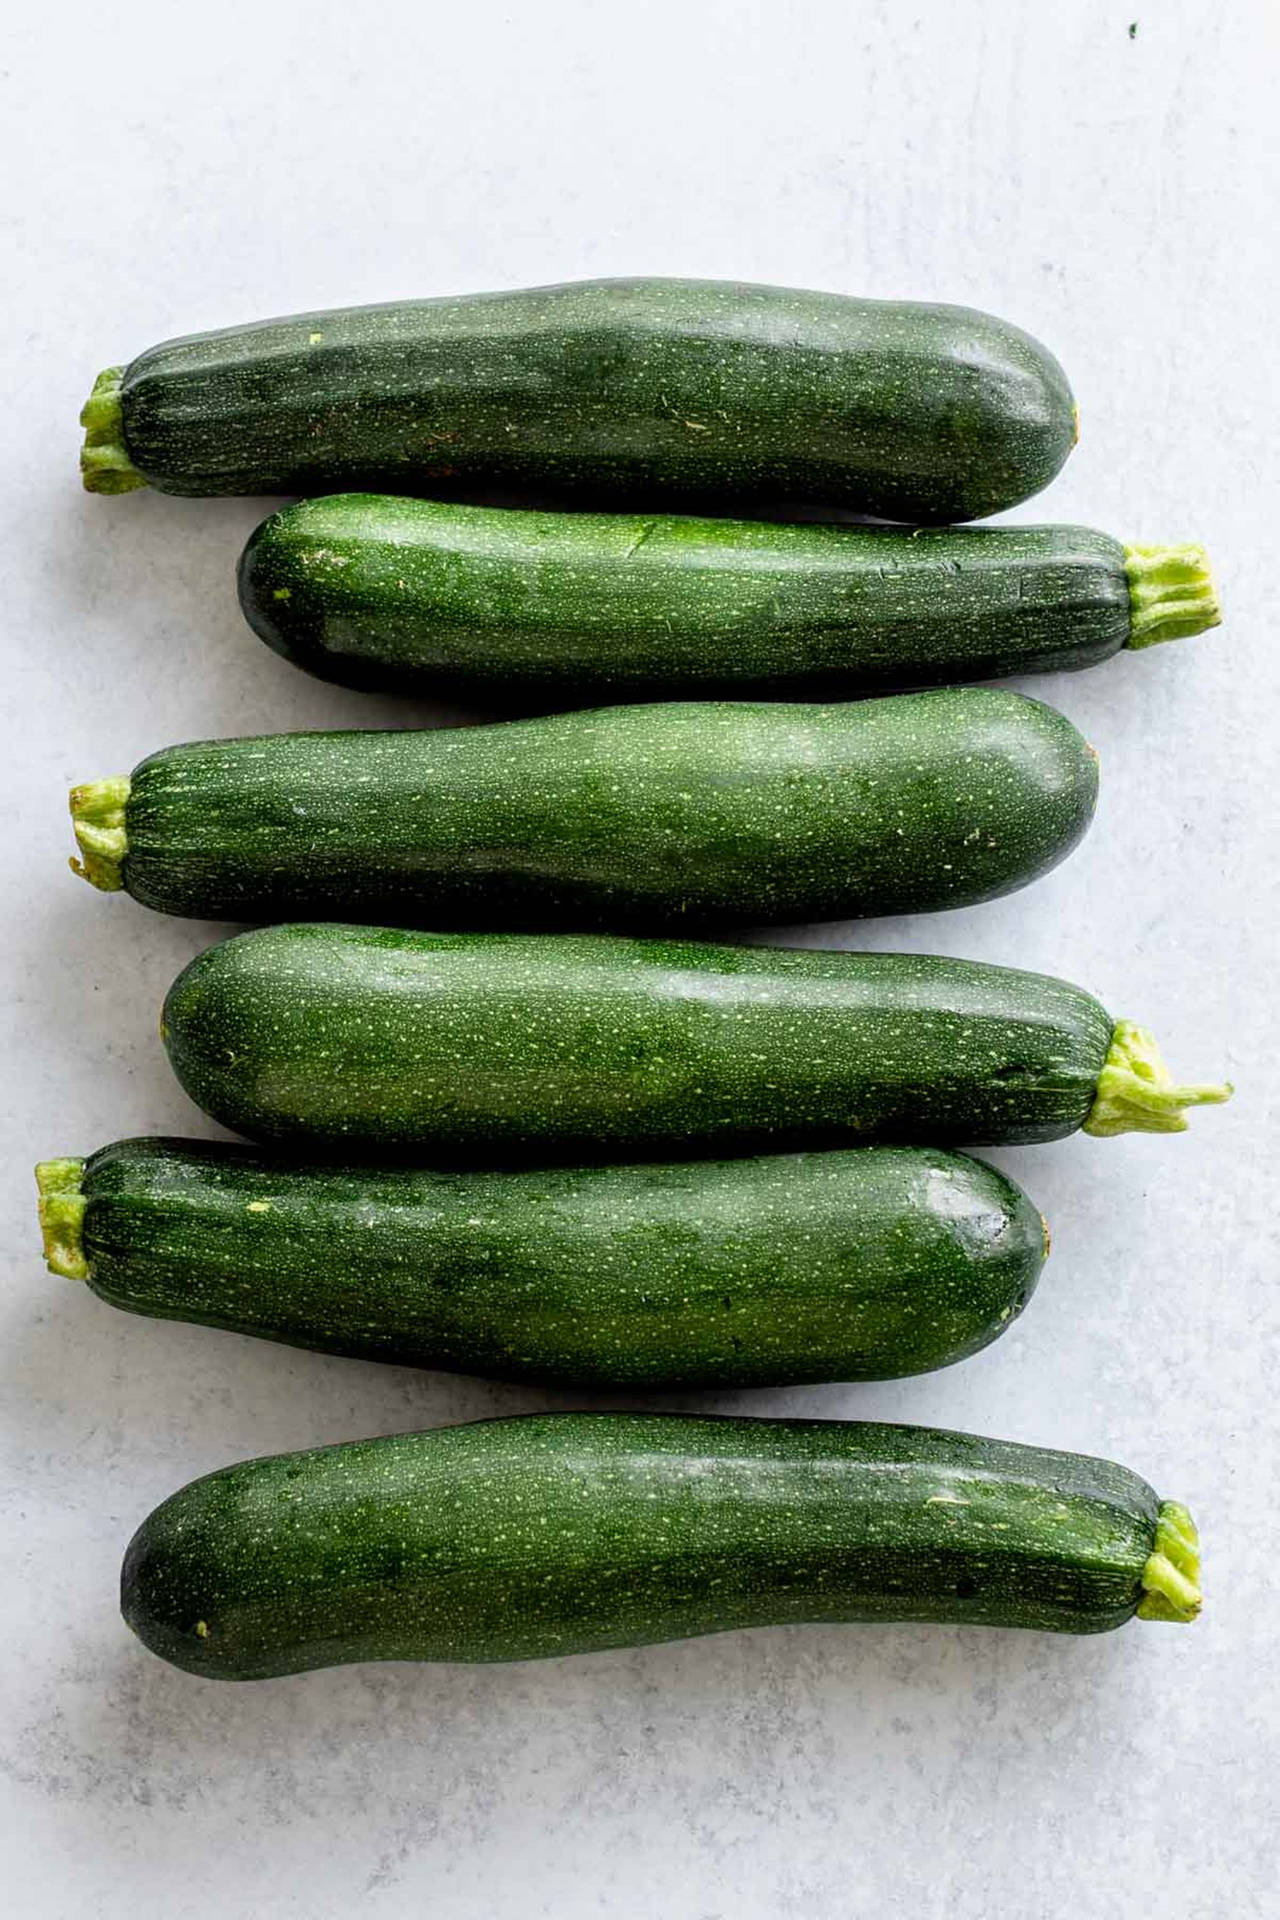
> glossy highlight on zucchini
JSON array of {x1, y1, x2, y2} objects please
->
[
  {"x1": 240, "y1": 495, "x2": 1220, "y2": 703},
  {"x1": 159, "y1": 925, "x2": 1231, "y2": 1158},
  {"x1": 68, "y1": 692, "x2": 1098, "y2": 929},
  {"x1": 36, "y1": 1139, "x2": 1048, "y2": 1388},
  {"x1": 80, "y1": 278, "x2": 1076, "y2": 521},
  {"x1": 120, "y1": 1413, "x2": 1203, "y2": 1678}
]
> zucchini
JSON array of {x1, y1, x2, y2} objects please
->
[
  {"x1": 240, "y1": 495, "x2": 1220, "y2": 702},
  {"x1": 67, "y1": 691, "x2": 1098, "y2": 927},
  {"x1": 80, "y1": 278, "x2": 1075, "y2": 522},
  {"x1": 119, "y1": 1413, "x2": 1203, "y2": 1677},
  {"x1": 159, "y1": 925, "x2": 1231, "y2": 1155},
  {"x1": 35, "y1": 1139, "x2": 1048, "y2": 1388}
]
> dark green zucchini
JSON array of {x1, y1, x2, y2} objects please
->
[
  {"x1": 240, "y1": 495, "x2": 1220, "y2": 702},
  {"x1": 67, "y1": 691, "x2": 1098, "y2": 928},
  {"x1": 159, "y1": 925, "x2": 1231, "y2": 1156},
  {"x1": 35, "y1": 1139, "x2": 1048, "y2": 1388},
  {"x1": 120, "y1": 1412, "x2": 1203, "y2": 1677},
  {"x1": 80, "y1": 278, "x2": 1075, "y2": 522}
]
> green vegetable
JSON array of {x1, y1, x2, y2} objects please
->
[
  {"x1": 159, "y1": 925, "x2": 1231, "y2": 1155},
  {"x1": 80, "y1": 279, "x2": 1075, "y2": 522},
  {"x1": 120, "y1": 1412, "x2": 1203, "y2": 1677},
  {"x1": 35, "y1": 1139, "x2": 1048, "y2": 1388},
  {"x1": 240, "y1": 495, "x2": 1219, "y2": 702},
  {"x1": 67, "y1": 691, "x2": 1098, "y2": 927}
]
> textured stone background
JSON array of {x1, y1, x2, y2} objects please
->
[{"x1": 2, "y1": 1, "x2": 1276, "y2": 1914}]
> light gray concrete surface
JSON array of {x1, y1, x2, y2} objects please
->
[{"x1": 2, "y1": 3, "x2": 1276, "y2": 1914}]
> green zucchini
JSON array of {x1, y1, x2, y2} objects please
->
[
  {"x1": 240, "y1": 495, "x2": 1220, "y2": 702},
  {"x1": 80, "y1": 278, "x2": 1075, "y2": 522},
  {"x1": 67, "y1": 691, "x2": 1098, "y2": 927},
  {"x1": 120, "y1": 1413, "x2": 1203, "y2": 1677},
  {"x1": 35, "y1": 1139, "x2": 1048, "y2": 1388},
  {"x1": 159, "y1": 925, "x2": 1231, "y2": 1155}
]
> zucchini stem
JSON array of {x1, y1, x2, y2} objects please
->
[
  {"x1": 1137, "y1": 1500, "x2": 1202, "y2": 1623},
  {"x1": 35, "y1": 1159, "x2": 89, "y2": 1281},
  {"x1": 1084, "y1": 1019, "x2": 1232, "y2": 1137},
  {"x1": 1125, "y1": 544, "x2": 1221, "y2": 648},
  {"x1": 80, "y1": 368, "x2": 147, "y2": 494},
  {"x1": 69, "y1": 777, "x2": 131, "y2": 892}
]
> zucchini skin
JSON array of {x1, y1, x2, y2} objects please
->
[
  {"x1": 120, "y1": 1413, "x2": 1163, "y2": 1677},
  {"x1": 72, "y1": 1137, "x2": 1047, "y2": 1388},
  {"x1": 241, "y1": 498, "x2": 1128, "y2": 701},
  {"x1": 161, "y1": 927, "x2": 1115, "y2": 1155},
  {"x1": 107, "y1": 279, "x2": 1074, "y2": 521},
  {"x1": 115, "y1": 692, "x2": 1098, "y2": 928}
]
